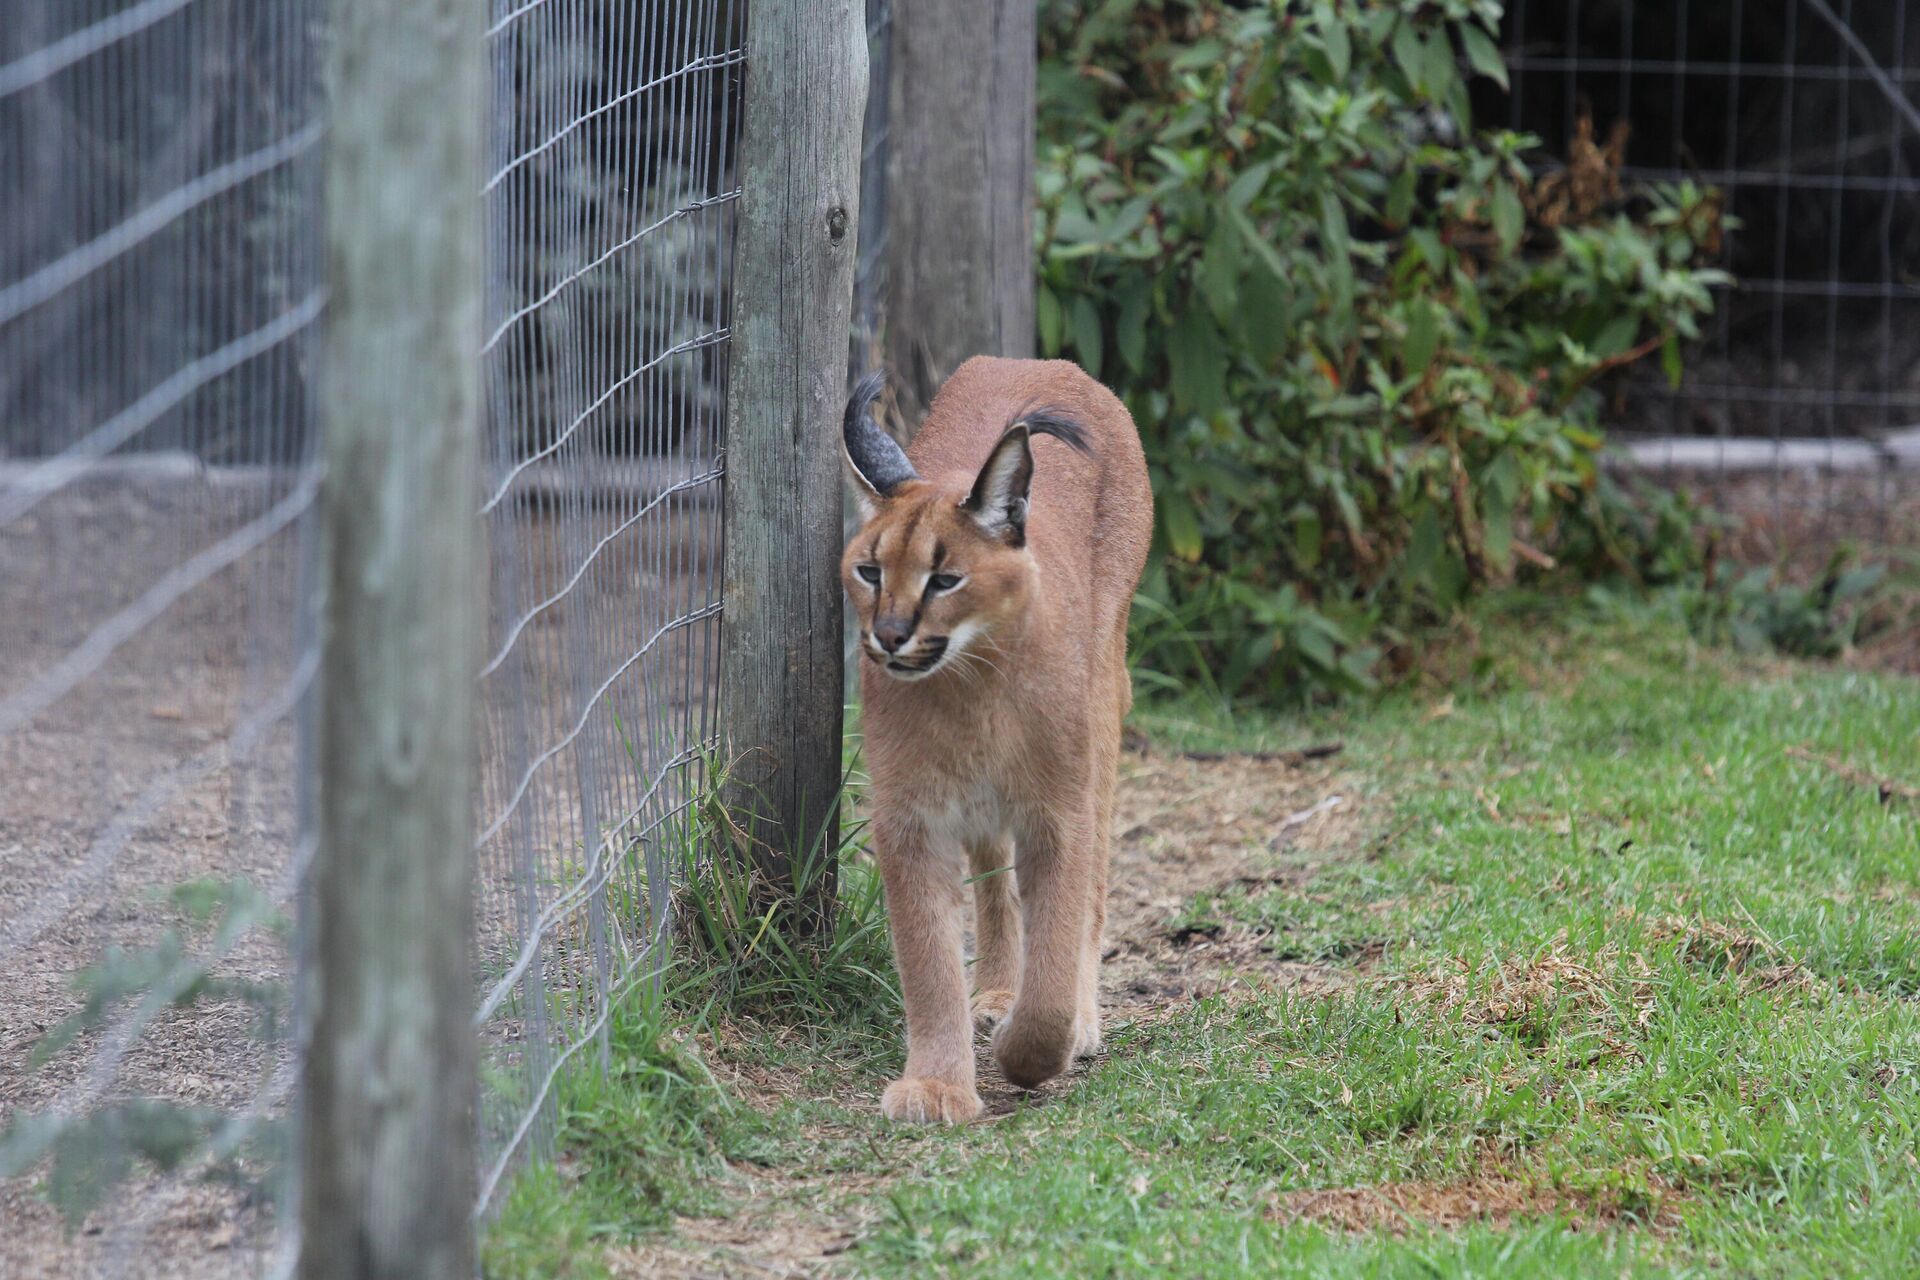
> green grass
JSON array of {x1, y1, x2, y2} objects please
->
[{"x1": 485, "y1": 614, "x2": 1920, "y2": 1278}]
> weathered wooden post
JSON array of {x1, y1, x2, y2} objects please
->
[
  {"x1": 720, "y1": 0, "x2": 868, "y2": 921},
  {"x1": 882, "y1": 0, "x2": 1036, "y2": 417},
  {"x1": 300, "y1": 0, "x2": 482, "y2": 1273}
]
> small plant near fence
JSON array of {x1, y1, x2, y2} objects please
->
[
  {"x1": 1035, "y1": 0, "x2": 1732, "y2": 700},
  {"x1": 0, "y1": 878, "x2": 288, "y2": 1228}
]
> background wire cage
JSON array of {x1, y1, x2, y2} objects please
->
[
  {"x1": 1495, "y1": 0, "x2": 1920, "y2": 565},
  {"x1": 1, "y1": 0, "x2": 741, "y2": 1272}
]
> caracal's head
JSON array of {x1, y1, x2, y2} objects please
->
[{"x1": 839, "y1": 372, "x2": 1085, "y2": 684}]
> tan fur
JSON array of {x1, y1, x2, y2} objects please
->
[{"x1": 841, "y1": 356, "x2": 1152, "y2": 1123}]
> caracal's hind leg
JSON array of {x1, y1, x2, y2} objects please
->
[
  {"x1": 1075, "y1": 767, "x2": 1114, "y2": 1060},
  {"x1": 1076, "y1": 649, "x2": 1128, "y2": 1060},
  {"x1": 993, "y1": 811, "x2": 1087, "y2": 1090},
  {"x1": 968, "y1": 835, "x2": 1020, "y2": 1030}
]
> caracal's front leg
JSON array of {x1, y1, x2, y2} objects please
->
[
  {"x1": 993, "y1": 810, "x2": 1091, "y2": 1089},
  {"x1": 876, "y1": 818, "x2": 981, "y2": 1124}
]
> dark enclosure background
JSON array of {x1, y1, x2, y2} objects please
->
[{"x1": 1484, "y1": 1, "x2": 1920, "y2": 439}]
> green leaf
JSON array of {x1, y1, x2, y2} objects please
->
[
  {"x1": 1225, "y1": 204, "x2": 1290, "y2": 287},
  {"x1": 1490, "y1": 183, "x2": 1525, "y2": 255},
  {"x1": 1420, "y1": 28, "x2": 1459, "y2": 107},
  {"x1": 1592, "y1": 312, "x2": 1640, "y2": 360},
  {"x1": 1409, "y1": 227, "x2": 1448, "y2": 271},
  {"x1": 1240, "y1": 267, "x2": 1291, "y2": 366},
  {"x1": 1293, "y1": 621, "x2": 1337, "y2": 670},
  {"x1": 1405, "y1": 503, "x2": 1444, "y2": 588},
  {"x1": 1225, "y1": 161, "x2": 1273, "y2": 212},
  {"x1": 1036, "y1": 285, "x2": 1063, "y2": 357},
  {"x1": 1403, "y1": 298, "x2": 1441, "y2": 376},
  {"x1": 1320, "y1": 16, "x2": 1351, "y2": 81},
  {"x1": 1390, "y1": 21, "x2": 1425, "y2": 95},
  {"x1": 1292, "y1": 508, "x2": 1323, "y2": 570},
  {"x1": 1069, "y1": 294, "x2": 1104, "y2": 379},
  {"x1": 1168, "y1": 310, "x2": 1227, "y2": 418},
  {"x1": 1661, "y1": 333, "x2": 1684, "y2": 389},
  {"x1": 1386, "y1": 163, "x2": 1417, "y2": 226},
  {"x1": 1482, "y1": 451, "x2": 1520, "y2": 572},
  {"x1": 1459, "y1": 23, "x2": 1509, "y2": 90},
  {"x1": 1200, "y1": 220, "x2": 1242, "y2": 323},
  {"x1": 1485, "y1": 449, "x2": 1522, "y2": 506},
  {"x1": 1831, "y1": 564, "x2": 1886, "y2": 603},
  {"x1": 1162, "y1": 492, "x2": 1204, "y2": 562},
  {"x1": 1116, "y1": 278, "x2": 1152, "y2": 374}
]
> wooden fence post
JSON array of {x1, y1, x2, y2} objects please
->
[
  {"x1": 299, "y1": 0, "x2": 482, "y2": 1273},
  {"x1": 882, "y1": 0, "x2": 1036, "y2": 418},
  {"x1": 720, "y1": 0, "x2": 868, "y2": 919}
]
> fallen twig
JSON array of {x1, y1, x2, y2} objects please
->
[
  {"x1": 1182, "y1": 742, "x2": 1344, "y2": 766},
  {"x1": 1785, "y1": 745, "x2": 1919, "y2": 806},
  {"x1": 1270, "y1": 794, "x2": 1347, "y2": 850}
]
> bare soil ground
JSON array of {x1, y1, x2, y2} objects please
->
[
  {"x1": 0, "y1": 477, "x2": 302, "y2": 1279},
  {"x1": 607, "y1": 742, "x2": 1361, "y2": 1278}
]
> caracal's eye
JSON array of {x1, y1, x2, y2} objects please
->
[
  {"x1": 927, "y1": 572, "x2": 963, "y2": 593},
  {"x1": 856, "y1": 563, "x2": 881, "y2": 585}
]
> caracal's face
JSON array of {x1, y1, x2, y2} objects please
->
[{"x1": 841, "y1": 484, "x2": 1029, "y2": 683}]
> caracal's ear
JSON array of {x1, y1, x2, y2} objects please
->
[
  {"x1": 842, "y1": 370, "x2": 915, "y2": 521},
  {"x1": 963, "y1": 408, "x2": 1090, "y2": 546}
]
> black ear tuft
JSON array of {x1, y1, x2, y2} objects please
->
[
  {"x1": 843, "y1": 370, "x2": 917, "y2": 500},
  {"x1": 1018, "y1": 407, "x2": 1092, "y2": 454}
]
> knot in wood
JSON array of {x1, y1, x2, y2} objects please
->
[{"x1": 827, "y1": 207, "x2": 849, "y2": 242}]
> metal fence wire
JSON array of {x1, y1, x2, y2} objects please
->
[
  {"x1": 1, "y1": 0, "x2": 740, "y2": 1273},
  {"x1": 471, "y1": 0, "x2": 739, "y2": 1217},
  {"x1": 1498, "y1": 0, "x2": 1920, "y2": 563}
]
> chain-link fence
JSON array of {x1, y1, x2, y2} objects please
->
[
  {"x1": 1, "y1": 0, "x2": 746, "y2": 1272},
  {"x1": 1498, "y1": 0, "x2": 1920, "y2": 566}
]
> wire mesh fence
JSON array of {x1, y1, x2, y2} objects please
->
[
  {"x1": 471, "y1": 0, "x2": 739, "y2": 1216},
  {"x1": 0, "y1": 3, "x2": 325, "y2": 1274},
  {"x1": 1499, "y1": 0, "x2": 1920, "y2": 566},
  {"x1": 2, "y1": 0, "x2": 743, "y2": 1272}
]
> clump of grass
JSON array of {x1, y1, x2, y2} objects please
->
[
  {"x1": 666, "y1": 752, "x2": 899, "y2": 1034},
  {"x1": 481, "y1": 993, "x2": 769, "y2": 1279}
]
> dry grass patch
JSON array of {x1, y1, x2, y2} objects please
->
[
  {"x1": 1269, "y1": 1166, "x2": 1685, "y2": 1236},
  {"x1": 1629, "y1": 908, "x2": 1818, "y2": 995},
  {"x1": 1396, "y1": 936, "x2": 1656, "y2": 1060}
]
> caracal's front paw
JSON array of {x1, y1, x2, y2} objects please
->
[
  {"x1": 992, "y1": 1008, "x2": 1075, "y2": 1090},
  {"x1": 880, "y1": 1077, "x2": 983, "y2": 1125},
  {"x1": 1072, "y1": 1013, "x2": 1103, "y2": 1060},
  {"x1": 971, "y1": 988, "x2": 1017, "y2": 1031}
]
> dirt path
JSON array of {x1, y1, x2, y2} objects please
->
[{"x1": 611, "y1": 743, "x2": 1359, "y2": 1278}]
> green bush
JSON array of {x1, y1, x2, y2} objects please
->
[{"x1": 1036, "y1": 0, "x2": 1729, "y2": 700}]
